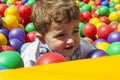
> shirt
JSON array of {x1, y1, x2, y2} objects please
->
[{"x1": 21, "y1": 38, "x2": 95, "y2": 67}]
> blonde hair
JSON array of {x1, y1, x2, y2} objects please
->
[{"x1": 31, "y1": 0, "x2": 80, "y2": 36}]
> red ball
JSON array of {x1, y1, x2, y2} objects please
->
[
  {"x1": 25, "y1": 31, "x2": 36, "y2": 42},
  {"x1": 95, "y1": 0, "x2": 101, "y2": 6},
  {"x1": 82, "y1": 11, "x2": 92, "y2": 22},
  {"x1": 15, "y1": 1, "x2": 25, "y2": 5},
  {"x1": 80, "y1": 12, "x2": 84, "y2": 22},
  {"x1": 18, "y1": 5, "x2": 32, "y2": 19},
  {"x1": 92, "y1": 13, "x2": 99, "y2": 18},
  {"x1": 0, "y1": 4, "x2": 8, "y2": 17},
  {"x1": 0, "y1": 46, "x2": 15, "y2": 52},
  {"x1": 83, "y1": 0, "x2": 90, "y2": 4},
  {"x1": 100, "y1": 16, "x2": 110, "y2": 24},
  {"x1": 110, "y1": 22, "x2": 118, "y2": 31},
  {"x1": 97, "y1": 24, "x2": 113, "y2": 39},
  {"x1": 83, "y1": 23, "x2": 97, "y2": 40},
  {"x1": 35, "y1": 52, "x2": 67, "y2": 65}
]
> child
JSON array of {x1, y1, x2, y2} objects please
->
[{"x1": 21, "y1": 0, "x2": 95, "y2": 67}]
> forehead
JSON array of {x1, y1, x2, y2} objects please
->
[{"x1": 49, "y1": 20, "x2": 79, "y2": 31}]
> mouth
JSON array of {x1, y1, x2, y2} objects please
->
[{"x1": 64, "y1": 46, "x2": 74, "y2": 50}]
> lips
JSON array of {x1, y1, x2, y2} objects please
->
[{"x1": 65, "y1": 46, "x2": 74, "y2": 50}]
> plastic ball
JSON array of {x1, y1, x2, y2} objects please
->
[
  {"x1": 92, "y1": 13, "x2": 99, "y2": 18},
  {"x1": 82, "y1": 11, "x2": 92, "y2": 22},
  {"x1": 18, "y1": 23, "x2": 25, "y2": 30},
  {"x1": 110, "y1": 22, "x2": 118, "y2": 31},
  {"x1": 25, "y1": 22, "x2": 35, "y2": 33},
  {"x1": 117, "y1": 23, "x2": 120, "y2": 32},
  {"x1": 97, "y1": 24, "x2": 113, "y2": 39},
  {"x1": 7, "y1": 0, "x2": 17, "y2": 4},
  {"x1": 1, "y1": 0, "x2": 7, "y2": 3},
  {"x1": 80, "y1": 4, "x2": 92, "y2": 12},
  {"x1": 86, "y1": 49, "x2": 108, "y2": 58},
  {"x1": 3, "y1": 15, "x2": 19, "y2": 30},
  {"x1": 9, "y1": 28, "x2": 25, "y2": 42},
  {"x1": 101, "y1": 1, "x2": 109, "y2": 6},
  {"x1": 88, "y1": 1, "x2": 95, "y2": 6},
  {"x1": 93, "y1": 38, "x2": 106, "y2": 46},
  {"x1": 98, "y1": 6, "x2": 109, "y2": 16},
  {"x1": 15, "y1": 1, "x2": 25, "y2": 5},
  {"x1": 107, "y1": 42, "x2": 120, "y2": 55},
  {"x1": 0, "y1": 33, "x2": 7, "y2": 46},
  {"x1": 0, "y1": 27, "x2": 10, "y2": 39},
  {"x1": 89, "y1": 17, "x2": 100, "y2": 25},
  {"x1": 0, "y1": 66, "x2": 7, "y2": 70},
  {"x1": 107, "y1": 31, "x2": 120, "y2": 43},
  {"x1": 35, "y1": 52, "x2": 67, "y2": 65},
  {"x1": 18, "y1": 5, "x2": 32, "y2": 19},
  {"x1": 82, "y1": 23, "x2": 97, "y2": 40},
  {"x1": 79, "y1": 22, "x2": 85, "y2": 37},
  {"x1": 25, "y1": 0, "x2": 35, "y2": 7},
  {"x1": 94, "y1": 0, "x2": 101, "y2": 6},
  {"x1": 95, "y1": 22, "x2": 105, "y2": 29},
  {"x1": 25, "y1": 31, "x2": 36, "y2": 42},
  {"x1": 114, "y1": 3, "x2": 120, "y2": 10},
  {"x1": 109, "y1": 7, "x2": 116, "y2": 12},
  {"x1": 84, "y1": 37, "x2": 94, "y2": 44},
  {"x1": 22, "y1": 0, "x2": 28, "y2": 3},
  {"x1": 83, "y1": 0, "x2": 90, "y2": 4},
  {"x1": 109, "y1": 1, "x2": 116, "y2": 7},
  {"x1": 100, "y1": 16, "x2": 110, "y2": 24},
  {"x1": 0, "y1": 4, "x2": 8, "y2": 17},
  {"x1": 22, "y1": 18, "x2": 32, "y2": 26},
  {"x1": 96, "y1": 42, "x2": 109, "y2": 51},
  {"x1": 0, "y1": 45, "x2": 14, "y2": 52},
  {"x1": 0, "y1": 51, "x2": 24, "y2": 69},
  {"x1": 9, "y1": 39, "x2": 23, "y2": 52},
  {"x1": 79, "y1": 2, "x2": 85, "y2": 7},
  {"x1": 108, "y1": 12, "x2": 120, "y2": 22}
]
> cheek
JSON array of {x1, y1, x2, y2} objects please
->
[
  {"x1": 75, "y1": 36, "x2": 80, "y2": 45},
  {"x1": 47, "y1": 39, "x2": 64, "y2": 50}
]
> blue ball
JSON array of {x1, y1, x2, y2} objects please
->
[
  {"x1": 107, "y1": 31, "x2": 120, "y2": 43},
  {"x1": 102, "y1": 1, "x2": 109, "y2": 6},
  {"x1": 22, "y1": 0, "x2": 28, "y2": 3},
  {"x1": 93, "y1": 38, "x2": 106, "y2": 46},
  {"x1": 0, "y1": 66, "x2": 7, "y2": 70},
  {"x1": 86, "y1": 49, "x2": 108, "y2": 58}
]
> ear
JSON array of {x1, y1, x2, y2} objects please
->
[{"x1": 36, "y1": 32, "x2": 45, "y2": 44}]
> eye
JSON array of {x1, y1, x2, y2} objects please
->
[
  {"x1": 57, "y1": 33, "x2": 65, "y2": 37},
  {"x1": 73, "y1": 30, "x2": 79, "y2": 34}
]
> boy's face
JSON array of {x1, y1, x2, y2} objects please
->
[{"x1": 44, "y1": 20, "x2": 80, "y2": 56}]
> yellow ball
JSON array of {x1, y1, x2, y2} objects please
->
[
  {"x1": 96, "y1": 42, "x2": 109, "y2": 51},
  {"x1": 95, "y1": 22, "x2": 106, "y2": 29},
  {"x1": 0, "y1": 33, "x2": 7, "y2": 46},
  {"x1": 18, "y1": 24, "x2": 25, "y2": 30},
  {"x1": 88, "y1": 1, "x2": 95, "y2": 6},
  {"x1": 7, "y1": 0, "x2": 18, "y2": 4},
  {"x1": 113, "y1": 0, "x2": 120, "y2": 4},
  {"x1": 89, "y1": 17, "x2": 100, "y2": 25},
  {"x1": 114, "y1": 4, "x2": 120, "y2": 10},
  {"x1": 3, "y1": 15, "x2": 19, "y2": 30},
  {"x1": 108, "y1": 12, "x2": 120, "y2": 21},
  {"x1": 4, "y1": 6, "x2": 21, "y2": 22},
  {"x1": 117, "y1": 23, "x2": 120, "y2": 32}
]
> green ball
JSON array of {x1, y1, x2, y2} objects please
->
[
  {"x1": 26, "y1": 0, "x2": 36, "y2": 7},
  {"x1": 79, "y1": 2, "x2": 85, "y2": 7},
  {"x1": 0, "y1": 51, "x2": 24, "y2": 69},
  {"x1": 79, "y1": 22, "x2": 85, "y2": 37},
  {"x1": 1, "y1": 0, "x2": 7, "y2": 3},
  {"x1": 109, "y1": 1, "x2": 116, "y2": 7},
  {"x1": 80, "y1": 4, "x2": 92, "y2": 12},
  {"x1": 98, "y1": 6, "x2": 109, "y2": 16},
  {"x1": 109, "y1": 7, "x2": 116, "y2": 12},
  {"x1": 106, "y1": 42, "x2": 120, "y2": 56},
  {"x1": 25, "y1": 22, "x2": 35, "y2": 33}
]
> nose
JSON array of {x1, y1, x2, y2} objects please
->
[{"x1": 66, "y1": 37, "x2": 74, "y2": 44}]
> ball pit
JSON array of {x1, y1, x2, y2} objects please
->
[{"x1": 0, "y1": 0, "x2": 120, "y2": 72}]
